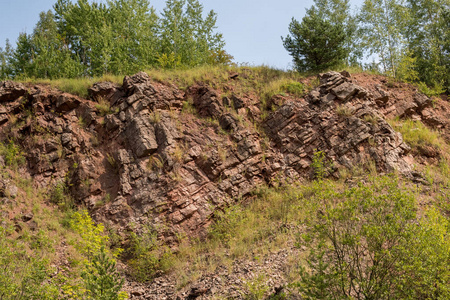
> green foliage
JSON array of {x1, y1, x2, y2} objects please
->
[
  {"x1": 95, "y1": 97, "x2": 117, "y2": 116},
  {"x1": 127, "y1": 227, "x2": 174, "y2": 282},
  {"x1": 69, "y1": 210, "x2": 109, "y2": 258},
  {"x1": 282, "y1": 6, "x2": 348, "y2": 72},
  {"x1": 295, "y1": 175, "x2": 450, "y2": 299},
  {"x1": 312, "y1": 0, "x2": 360, "y2": 64},
  {"x1": 158, "y1": 0, "x2": 227, "y2": 68},
  {"x1": 358, "y1": 0, "x2": 407, "y2": 78},
  {"x1": 0, "y1": 225, "x2": 59, "y2": 299},
  {"x1": 389, "y1": 118, "x2": 443, "y2": 152},
  {"x1": 243, "y1": 274, "x2": 270, "y2": 300},
  {"x1": 208, "y1": 205, "x2": 248, "y2": 244},
  {"x1": 50, "y1": 181, "x2": 75, "y2": 211},
  {"x1": 311, "y1": 151, "x2": 327, "y2": 180},
  {"x1": 157, "y1": 52, "x2": 181, "y2": 69},
  {"x1": 0, "y1": 140, "x2": 25, "y2": 169},
  {"x1": 396, "y1": 49, "x2": 419, "y2": 83},
  {"x1": 82, "y1": 246, "x2": 127, "y2": 300},
  {"x1": 1, "y1": 0, "x2": 228, "y2": 80},
  {"x1": 282, "y1": 81, "x2": 306, "y2": 96},
  {"x1": 405, "y1": 0, "x2": 450, "y2": 92},
  {"x1": 68, "y1": 210, "x2": 127, "y2": 299},
  {"x1": 50, "y1": 181, "x2": 67, "y2": 204},
  {"x1": 355, "y1": 0, "x2": 449, "y2": 91},
  {"x1": 417, "y1": 81, "x2": 445, "y2": 98}
]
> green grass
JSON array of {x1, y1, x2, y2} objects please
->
[
  {"x1": 16, "y1": 65, "x2": 305, "y2": 105},
  {"x1": 168, "y1": 179, "x2": 343, "y2": 289},
  {"x1": 389, "y1": 118, "x2": 443, "y2": 150},
  {"x1": 0, "y1": 164, "x2": 126, "y2": 299},
  {"x1": 20, "y1": 74, "x2": 123, "y2": 98}
]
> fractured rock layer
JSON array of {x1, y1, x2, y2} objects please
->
[{"x1": 0, "y1": 71, "x2": 445, "y2": 239}]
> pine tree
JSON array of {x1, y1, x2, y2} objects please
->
[
  {"x1": 282, "y1": 6, "x2": 348, "y2": 72},
  {"x1": 82, "y1": 247, "x2": 126, "y2": 300},
  {"x1": 313, "y1": 0, "x2": 360, "y2": 63}
]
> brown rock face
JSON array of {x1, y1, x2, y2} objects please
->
[
  {"x1": 264, "y1": 71, "x2": 412, "y2": 175},
  {"x1": 1, "y1": 70, "x2": 440, "y2": 240},
  {"x1": 0, "y1": 81, "x2": 27, "y2": 102}
]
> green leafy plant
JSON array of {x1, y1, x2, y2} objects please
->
[
  {"x1": 68, "y1": 210, "x2": 127, "y2": 299},
  {"x1": 0, "y1": 140, "x2": 25, "y2": 168},
  {"x1": 82, "y1": 246, "x2": 127, "y2": 300},
  {"x1": 126, "y1": 228, "x2": 174, "y2": 282},
  {"x1": 282, "y1": 6, "x2": 349, "y2": 72},
  {"x1": 295, "y1": 175, "x2": 450, "y2": 299},
  {"x1": 282, "y1": 81, "x2": 306, "y2": 97},
  {"x1": 311, "y1": 151, "x2": 327, "y2": 180},
  {"x1": 243, "y1": 274, "x2": 270, "y2": 300}
]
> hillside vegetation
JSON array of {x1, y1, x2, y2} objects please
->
[
  {"x1": 0, "y1": 65, "x2": 449, "y2": 299},
  {"x1": 0, "y1": 1, "x2": 449, "y2": 298}
]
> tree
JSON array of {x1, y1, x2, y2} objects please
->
[
  {"x1": 107, "y1": 0, "x2": 160, "y2": 73},
  {"x1": 82, "y1": 247, "x2": 126, "y2": 300},
  {"x1": 0, "y1": 0, "x2": 228, "y2": 79},
  {"x1": 158, "y1": 0, "x2": 226, "y2": 68},
  {"x1": 358, "y1": 0, "x2": 407, "y2": 77},
  {"x1": 0, "y1": 40, "x2": 14, "y2": 79},
  {"x1": 404, "y1": 0, "x2": 450, "y2": 91},
  {"x1": 282, "y1": 6, "x2": 348, "y2": 72},
  {"x1": 28, "y1": 10, "x2": 82, "y2": 78},
  {"x1": 313, "y1": 0, "x2": 360, "y2": 64}
]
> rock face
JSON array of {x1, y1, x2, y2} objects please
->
[
  {"x1": 0, "y1": 71, "x2": 446, "y2": 241},
  {"x1": 0, "y1": 81, "x2": 27, "y2": 102},
  {"x1": 264, "y1": 71, "x2": 412, "y2": 175}
]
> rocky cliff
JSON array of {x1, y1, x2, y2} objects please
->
[
  {"x1": 1, "y1": 71, "x2": 449, "y2": 242},
  {"x1": 1, "y1": 69, "x2": 450, "y2": 298}
]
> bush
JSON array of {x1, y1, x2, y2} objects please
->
[
  {"x1": 295, "y1": 175, "x2": 450, "y2": 299},
  {"x1": 68, "y1": 210, "x2": 127, "y2": 299},
  {"x1": 82, "y1": 246, "x2": 127, "y2": 300},
  {"x1": 69, "y1": 210, "x2": 109, "y2": 258},
  {"x1": 0, "y1": 225, "x2": 59, "y2": 299},
  {"x1": 0, "y1": 140, "x2": 25, "y2": 168},
  {"x1": 127, "y1": 228, "x2": 174, "y2": 282}
]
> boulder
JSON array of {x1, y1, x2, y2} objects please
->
[
  {"x1": 88, "y1": 81, "x2": 123, "y2": 103},
  {"x1": 56, "y1": 94, "x2": 81, "y2": 112},
  {"x1": 124, "y1": 114, "x2": 158, "y2": 158},
  {"x1": 0, "y1": 81, "x2": 27, "y2": 102}
]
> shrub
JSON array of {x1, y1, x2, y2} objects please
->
[
  {"x1": 127, "y1": 228, "x2": 174, "y2": 282},
  {"x1": 68, "y1": 210, "x2": 127, "y2": 299},
  {"x1": 243, "y1": 274, "x2": 270, "y2": 300},
  {"x1": 82, "y1": 246, "x2": 127, "y2": 300},
  {"x1": 69, "y1": 210, "x2": 109, "y2": 258},
  {"x1": 295, "y1": 175, "x2": 450, "y2": 299},
  {"x1": 0, "y1": 225, "x2": 59, "y2": 299},
  {"x1": 0, "y1": 140, "x2": 25, "y2": 168},
  {"x1": 282, "y1": 81, "x2": 306, "y2": 97},
  {"x1": 311, "y1": 151, "x2": 328, "y2": 180}
]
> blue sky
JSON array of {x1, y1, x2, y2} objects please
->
[{"x1": 0, "y1": 0, "x2": 364, "y2": 70}]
